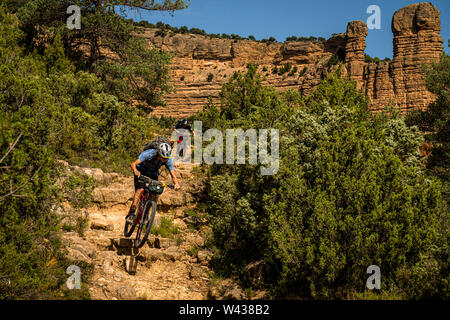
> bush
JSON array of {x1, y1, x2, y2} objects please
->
[
  {"x1": 151, "y1": 217, "x2": 180, "y2": 238},
  {"x1": 299, "y1": 67, "x2": 307, "y2": 77},
  {"x1": 62, "y1": 171, "x2": 96, "y2": 209},
  {"x1": 326, "y1": 52, "x2": 343, "y2": 67},
  {"x1": 278, "y1": 63, "x2": 292, "y2": 75},
  {"x1": 288, "y1": 66, "x2": 298, "y2": 76},
  {"x1": 0, "y1": 8, "x2": 93, "y2": 299},
  {"x1": 198, "y1": 66, "x2": 447, "y2": 299},
  {"x1": 365, "y1": 54, "x2": 391, "y2": 64}
]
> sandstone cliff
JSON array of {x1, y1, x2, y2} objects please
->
[{"x1": 142, "y1": 2, "x2": 443, "y2": 117}]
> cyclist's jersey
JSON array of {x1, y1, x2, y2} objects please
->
[
  {"x1": 137, "y1": 149, "x2": 174, "y2": 177},
  {"x1": 174, "y1": 122, "x2": 193, "y2": 144}
]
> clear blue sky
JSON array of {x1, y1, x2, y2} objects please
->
[{"x1": 126, "y1": 0, "x2": 449, "y2": 59}]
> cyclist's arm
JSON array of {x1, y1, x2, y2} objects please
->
[
  {"x1": 130, "y1": 159, "x2": 142, "y2": 177},
  {"x1": 169, "y1": 169, "x2": 180, "y2": 190},
  {"x1": 186, "y1": 125, "x2": 195, "y2": 136}
]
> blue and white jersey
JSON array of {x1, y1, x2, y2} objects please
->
[{"x1": 137, "y1": 149, "x2": 174, "y2": 176}]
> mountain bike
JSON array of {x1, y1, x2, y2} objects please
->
[{"x1": 124, "y1": 175, "x2": 174, "y2": 248}]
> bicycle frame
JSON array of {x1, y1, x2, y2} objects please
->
[{"x1": 134, "y1": 191, "x2": 155, "y2": 224}]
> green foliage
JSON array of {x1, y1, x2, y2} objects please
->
[
  {"x1": 207, "y1": 73, "x2": 214, "y2": 82},
  {"x1": 267, "y1": 106, "x2": 440, "y2": 298},
  {"x1": 278, "y1": 63, "x2": 292, "y2": 75},
  {"x1": 286, "y1": 35, "x2": 326, "y2": 43},
  {"x1": 326, "y1": 52, "x2": 344, "y2": 67},
  {"x1": 137, "y1": 20, "x2": 264, "y2": 42},
  {"x1": 406, "y1": 52, "x2": 449, "y2": 200},
  {"x1": 261, "y1": 37, "x2": 277, "y2": 44},
  {"x1": 364, "y1": 54, "x2": 391, "y2": 64},
  {"x1": 151, "y1": 217, "x2": 180, "y2": 238},
  {"x1": 13, "y1": 0, "x2": 187, "y2": 111},
  {"x1": 288, "y1": 66, "x2": 298, "y2": 77},
  {"x1": 0, "y1": 7, "x2": 93, "y2": 299},
  {"x1": 405, "y1": 53, "x2": 450, "y2": 297},
  {"x1": 218, "y1": 64, "x2": 289, "y2": 127},
  {"x1": 150, "y1": 114, "x2": 177, "y2": 130},
  {"x1": 299, "y1": 67, "x2": 307, "y2": 77},
  {"x1": 197, "y1": 65, "x2": 447, "y2": 299},
  {"x1": 62, "y1": 171, "x2": 96, "y2": 209},
  {"x1": 61, "y1": 215, "x2": 89, "y2": 236},
  {"x1": 0, "y1": 5, "x2": 172, "y2": 299}
]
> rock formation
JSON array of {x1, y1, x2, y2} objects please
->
[
  {"x1": 142, "y1": 2, "x2": 443, "y2": 117},
  {"x1": 389, "y1": 2, "x2": 444, "y2": 111}
]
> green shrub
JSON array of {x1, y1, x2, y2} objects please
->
[
  {"x1": 288, "y1": 66, "x2": 298, "y2": 76},
  {"x1": 326, "y1": 52, "x2": 343, "y2": 67},
  {"x1": 151, "y1": 217, "x2": 180, "y2": 238},
  {"x1": 299, "y1": 67, "x2": 307, "y2": 77},
  {"x1": 278, "y1": 63, "x2": 292, "y2": 75},
  {"x1": 62, "y1": 171, "x2": 96, "y2": 209},
  {"x1": 364, "y1": 54, "x2": 391, "y2": 64},
  {"x1": 198, "y1": 66, "x2": 447, "y2": 299},
  {"x1": 0, "y1": 8, "x2": 93, "y2": 299}
]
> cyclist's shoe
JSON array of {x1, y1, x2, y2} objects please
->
[{"x1": 125, "y1": 213, "x2": 136, "y2": 224}]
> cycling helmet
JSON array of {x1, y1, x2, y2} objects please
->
[
  {"x1": 175, "y1": 118, "x2": 188, "y2": 128},
  {"x1": 158, "y1": 142, "x2": 172, "y2": 159}
]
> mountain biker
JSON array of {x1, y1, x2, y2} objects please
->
[
  {"x1": 126, "y1": 141, "x2": 180, "y2": 223},
  {"x1": 174, "y1": 118, "x2": 195, "y2": 157}
]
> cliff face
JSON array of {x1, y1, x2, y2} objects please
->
[{"x1": 144, "y1": 2, "x2": 443, "y2": 117}]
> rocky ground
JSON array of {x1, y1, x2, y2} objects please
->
[{"x1": 57, "y1": 161, "x2": 265, "y2": 300}]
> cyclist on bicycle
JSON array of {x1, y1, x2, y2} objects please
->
[
  {"x1": 174, "y1": 118, "x2": 195, "y2": 158},
  {"x1": 126, "y1": 142, "x2": 180, "y2": 223}
]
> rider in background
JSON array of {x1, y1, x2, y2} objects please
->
[
  {"x1": 126, "y1": 142, "x2": 180, "y2": 223},
  {"x1": 174, "y1": 118, "x2": 195, "y2": 158}
]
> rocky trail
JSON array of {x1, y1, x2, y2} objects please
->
[{"x1": 57, "y1": 161, "x2": 250, "y2": 300}]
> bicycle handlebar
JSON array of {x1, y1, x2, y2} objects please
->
[{"x1": 139, "y1": 175, "x2": 175, "y2": 190}]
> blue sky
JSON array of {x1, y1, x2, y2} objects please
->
[{"x1": 126, "y1": 0, "x2": 449, "y2": 59}]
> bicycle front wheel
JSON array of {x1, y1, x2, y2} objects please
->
[
  {"x1": 124, "y1": 197, "x2": 146, "y2": 237},
  {"x1": 134, "y1": 200, "x2": 157, "y2": 248}
]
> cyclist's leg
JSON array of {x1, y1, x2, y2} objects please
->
[
  {"x1": 177, "y1": 135, "x2": 184, "y2": 157},
  {"x1": 127, "y1": 175, "x2": 145, "y2": 219},
  {"x1": 131, "y1": 188, "x2": 144, "y2": 210},
  {"x1": 147, "y1": 172, "x2": 159, "y2": 201}
]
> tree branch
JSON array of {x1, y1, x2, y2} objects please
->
[
  {"x1": 0, "y1": 166, "x2": 42, "y2": 202},
  {"x1": 0, "y1": 133, "x2": 23, "y2": 164}
]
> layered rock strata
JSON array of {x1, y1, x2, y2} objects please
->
[{"x1": 142, "y1": 2, "x2": 443, "y2": 117}]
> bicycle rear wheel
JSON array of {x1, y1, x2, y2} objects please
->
[{"x1": 134, "y1": 200, "x2": 157, "y2": 248}]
